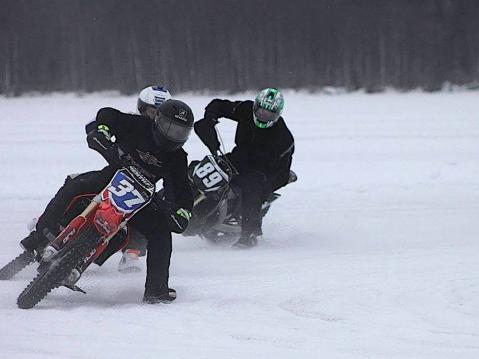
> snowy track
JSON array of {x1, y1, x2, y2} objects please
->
[{"x1": 0, "y1": 91, "x2": 478, "y2": 358}]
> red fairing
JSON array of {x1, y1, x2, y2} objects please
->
[{"x1": 93, "y1": 198, "x2": 124, "y2": 237}]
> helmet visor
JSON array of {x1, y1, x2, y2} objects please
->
[
  {"x1": 154, "y1": 112, "x2": 192, "y2": 143},
  {"x1": 253, "y1": 104, "x2": 280, "y2": 128}
]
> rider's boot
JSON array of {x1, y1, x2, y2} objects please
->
[
  {"x1": 20, "y1": 231, "x2": 48, "y2": 253},
  {"x1": 233, "y1": 232, "x2": 260, "y2": 248},
  {"x1": 118, "y1": 249, "x2": 142, "y2": 273},
  {"x1": 20, "y1": 229, "x2": 55, "y2": 262},
  {"x1": 143, "y1": 287, "x2": 177, "y2": 304}
]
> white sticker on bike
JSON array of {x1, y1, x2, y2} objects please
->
[
  {"x1": 202, "y1": 172, "x2": 222, "y2": 188},
  {"x1": 195, "y1": 163, "x2": 223, "y2": 188}
]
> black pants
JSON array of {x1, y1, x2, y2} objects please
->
[
  {"x1": 37, "y1": 168, "x2": 109, "y2": 233},
  {"x1": 37, "y1": 166, "x2": 172, "y2": 293},
  {"x1": 231, "y1": 171, "x2": 271, "y2": 237}
]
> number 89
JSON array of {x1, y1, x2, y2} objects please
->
[{"x1": 196, "y1": 163, "x2": 223, "y2": 188}]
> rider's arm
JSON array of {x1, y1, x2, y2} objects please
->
[
  {"x1": 193, "y1": 118, "x2": 220, "y2": 154},
  {"x1": 86, "y1": 107, "x2": 144, "y2": 141},
  {"x1": 163, "y1": 149, "x2": 193, "y2": 212},
  {"x1": 266, "y1": 129, "x2": 295, "y2": 191},
  {"x1": 93, "y1": 107, "x2": 145, "y2": 140},
  {"x1": 194, "y1": 99, "x2": 245, "y2": 153},
  {"x1": 86, "y1": 108, "x2": 147, "y2": 164},
  {"x1": 85, "y1": 123, "x2": 119, "y2": 165},
  {"x1": 269, "y1": 145, "x2": 294, "y2": 191},
  {"x1": 204, "y1": 99, "x2": 243, "y2": 121},
  {"x1": 159, "y1": 149, "x2": 193, "y2": 234}
]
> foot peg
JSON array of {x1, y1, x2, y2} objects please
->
[{"x1": 64, "y1": 284, "x2": 86, "y2": 294}]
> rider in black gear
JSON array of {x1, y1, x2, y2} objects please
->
[
  {"x1": 22, "y1": 99, "x2": 194, "y2": 304},
  {"x1": 194, "y1": 88, "x2": 294, "y2": 248}
]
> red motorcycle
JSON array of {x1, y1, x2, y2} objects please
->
[{"x1": 16, "y1": 155, "x2": 155, "y2": 309}]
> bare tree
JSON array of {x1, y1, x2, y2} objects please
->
[{"x1": 1, "y1": 0, "x2": 478, "y2": 95}]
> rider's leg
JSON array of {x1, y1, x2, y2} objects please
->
[
  {"x1": 232, "y1": 171, "x2": 271, "y2": 247},
  {"x1": 118, "y1": 228, "x2": 147, "y2": 273},
  {"x1": 23, "y1": 167, "x2": 114, "y2": 252},
  {"x1": 129, "y1": 205, "x2": 176, "y2": 303}
]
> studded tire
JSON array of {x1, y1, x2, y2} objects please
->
[
  {"x1": 17, "y1": 227, "x2": 99, "y2": 309},
  {"x1": 0, "y1": 250, "x2": 36, "y2": 280}
]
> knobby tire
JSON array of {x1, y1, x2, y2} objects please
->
[
  {"x1": 0, "y1": 250, "x2": 36, "y2": 280},
  {"x1": 17, "y1": 227, "x2": 100, "y2": 309}
]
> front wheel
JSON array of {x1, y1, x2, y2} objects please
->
[{"x1": 17, "y1": 227, "x2": 100, "y2": 309}]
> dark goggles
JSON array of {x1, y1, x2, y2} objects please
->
[{"x1": 154, "y1": 112, "x2": 192, "y2": 143}]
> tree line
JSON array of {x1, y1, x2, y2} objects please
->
[{"x1": 0, "y1": 0, "x2": 478, "y2": 95}]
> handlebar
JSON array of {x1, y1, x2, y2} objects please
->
[
  {"x1": 117, "y1": 148, "x2": 157, "y2": 182},
  {"x1": 213, "y1": 149, "x2": 239, "y2": 176}
]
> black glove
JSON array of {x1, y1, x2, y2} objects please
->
[
  {"x1": 167, "y1": 207, "x2": 192, "y2": 234},
  {"x1": 204, "y1": 100, "x2": 223, "y2": 121},
  {"x1": 86, "y1": 125, "x2": 120, "y2": 165},
  {"x1": 152, "y1": 196, "x2": 192, "y2": 234}
]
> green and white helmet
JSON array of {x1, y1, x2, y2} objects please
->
[{"x1": 253, "y1": 87, "x2": 285, "y2": 128}]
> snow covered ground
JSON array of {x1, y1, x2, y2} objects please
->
[{"x1": 0, "y1": 91, "x2": 478, "y2": 358}]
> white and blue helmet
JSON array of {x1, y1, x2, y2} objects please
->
[{"x1": 137, "y1": 85, "x2": 172, "y2": 119}]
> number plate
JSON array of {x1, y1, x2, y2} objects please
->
[
  {"x1": 106, "y1": 170, "x2": 153, "y2": 214},
  {"x1": 192, "y1": 156, "x2": 230, "y2": 192}
]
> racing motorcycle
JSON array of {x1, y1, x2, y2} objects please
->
[
  {"x1": 174, "y1": 153, "x2": 297, "y2": 243},
  {"x1": 10, "y1": 154, "x2": 156, "y2": 309}
]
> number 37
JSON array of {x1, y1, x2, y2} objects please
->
[{"x1": 108, "y1": 179, "x2": 144, "y2": 207}]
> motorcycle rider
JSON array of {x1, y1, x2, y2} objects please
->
[
  {"x1": 22, "y1": 86, "x2": 173, "y2": 274},
  {"x1": 194, "y1": 88, "x2": 294, "y2": 248},
  {"x1": 117, "y1": 85, "x2": 172, "y2": 274},
  {"x1": 20, "y1": 97, "x2": 194, "y2": 304}
]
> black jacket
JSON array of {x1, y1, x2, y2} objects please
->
[
  {"x1": 194, "y1": 99, "x2": 294, "y2": 190},
  {"x1": 86, "y1": 107, "x2": 193, "y2": 211}
]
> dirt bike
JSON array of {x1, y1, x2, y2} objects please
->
[
  {"x1": 0, "y1": 188, "x2": 136, "y2": 282},
  {"x1": 12, "y1": 155, "x2": 156, "y2": 309},
  {"x1": 0, "y1": 191, "x2": 114, "y2": 281},
  {"x1": 169, "y1": 154, "x2": 297, "y2": 243}
]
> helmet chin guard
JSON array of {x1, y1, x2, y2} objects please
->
[{"x1": 253, "y1": 87, "x2": 284, "y2": 128}]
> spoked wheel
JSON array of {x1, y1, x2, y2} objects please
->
[{"x1": 17, "y1": 227, "x2": 100, "y2": 309}]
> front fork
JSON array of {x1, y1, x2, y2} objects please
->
[{"x1": 42, "y1": 199, "x2": 100, "y2": 260}]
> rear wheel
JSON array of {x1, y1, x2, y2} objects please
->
[
  {"x1": 17, "y1": 227, "x2": 100, "y2": 309},
  {"x1": 0, "y1": 250, "x2": 36, "y2": 280}
]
